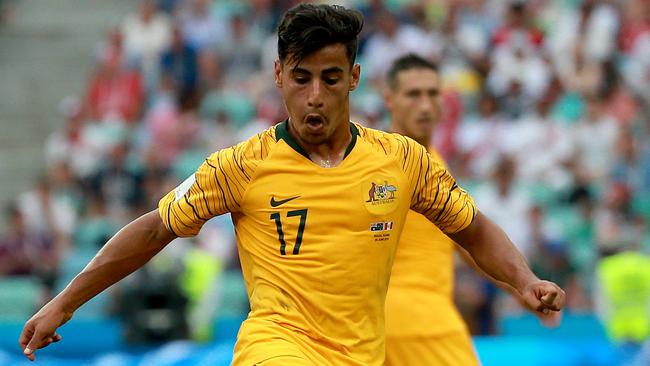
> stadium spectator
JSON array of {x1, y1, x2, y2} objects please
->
[
  {"x1": 0, "y1": 203, "x2": 58, "y2": 302},
  {"x1": 178, "y1": 0, "x2": 228, "y2": 52},
  {"x1": 160, "y1": 24, "x2": 199, "y2": 95},
  {"x1": 361, "y1": 9, "x2": 429, "y2": 86},
  {"x1": 570, "y1": 92, "x2": 619, "y2": 182},
  {"x1": 473, "y1": 155, "x2": 534, "y2": 257},
  {"x1": 85, "y1": 29, "x2": 145, "y2": 125},
  {"x1": 595, "y1": 248, "x2": 650, "y2": 365},
  {"x1": 44, "y1": 97, "x2": 99, "y2": 180},
  {"x1": 219, "y1": 14, "x2": 264, "y2": 85},
  {"x1": 121, "y1": 0, "x2": 172, "y2": 88}
]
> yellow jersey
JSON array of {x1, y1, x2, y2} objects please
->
[
  {"x1": 385, "y1": 147, "x2": 470, "y2": 338},
  {"x1": 158, "y1": 121, "x2": 476, "y2": 365}
]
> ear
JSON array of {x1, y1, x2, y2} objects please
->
[
  {"x1": 274, "y1": 59, "x2": 282, "y2": 88},
  {"x1": 349, "y1": 63, "x2": 361, "y2": 91},
  {"x1": 383, "y1": 87, "x2": 393, "y2": 111}
]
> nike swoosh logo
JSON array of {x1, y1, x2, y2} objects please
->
[{"x1": 270, "y1": 195, "x2": 300, "y2": 207}]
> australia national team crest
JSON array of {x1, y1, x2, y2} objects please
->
[{"x1": 362, "y1": 179, "x2": 399, "y2": 215}]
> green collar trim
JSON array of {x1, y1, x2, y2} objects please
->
[{"x1": 275, "y1": 119, "x2": 359, "y2": 160}]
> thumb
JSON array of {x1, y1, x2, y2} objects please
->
[{"x1": 541, "y1": 292, "x2": 558, "y2": 307}]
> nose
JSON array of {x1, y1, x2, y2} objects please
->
[
  {"x1": 418, "y1": 95, "x2": 434, "y2": 111},
  {"x1": 307, "y1": 80, "x2": 324, "y2": 108}
]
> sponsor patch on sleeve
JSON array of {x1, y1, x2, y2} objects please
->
[{"x1": 174, "y1": 174, "x2": 196, "y2": 202}]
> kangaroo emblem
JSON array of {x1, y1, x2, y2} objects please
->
[
  {"x1": 366, "y1": 181, "x2": 397, "y2": 202},
  {"x1": 366, "y1": 182, "x2": 377, "y2": 202}
]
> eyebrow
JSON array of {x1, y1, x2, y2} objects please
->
[
  {"x1": 322, "y1": 67, "x2": 344, "y2": 74},
  {"x1": 291, "y1": 66, "x2": 345, "y2": 75},
  {"x1": 404, "y1": 86, "x2": 439, "y2": 93}
]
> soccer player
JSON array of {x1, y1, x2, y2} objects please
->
[
  {"x1": 383, "y1": 54, "x2": 480, "y2": 365},
  {"x1": 382, "y1": 54, "x2": 481, "y2": 366},
  {"x1": 383, "y1": 54, "x2": 561, "y2": 366},
  {"x1": 20, "y1": 4, "x2": 564, "y2": 365}
]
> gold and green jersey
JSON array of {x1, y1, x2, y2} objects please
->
[
  {"x1": 158, "y1": 121, "x2": 476, "y2": 365},
  {"x1": 385, "y1": 147, "x2": 470, "y2": 339}
]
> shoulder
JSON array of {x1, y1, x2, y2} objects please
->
[
  {"x1": 355, "y1": 123, "x2": 425, "y2": 159},
  {"x1": 427, "y1": 146, "x2": 450, "y2": 170},
  {"x1": 204, "y1": 124, "x2": 279, "y2": 176}
]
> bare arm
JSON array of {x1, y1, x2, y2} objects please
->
[
  {"x1": 454, "y1": 243, "x2": 517, "y2": 293},
  {"x1": 449, "y1": 211, "x2": 565, "y2": 313},
  {"x1": 454, "y1": 242, "x2": 562, "y2": 326},
  {"x1": 20, "y1": 210, "x2": 177, "y2": 361}
]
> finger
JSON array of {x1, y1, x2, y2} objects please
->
[
  {"x1": 521, "y1": 292, "x2": 545, "y2": 313},
  {"x1": 23, "y1": 346, "x2": 35, "y2": 361},
  {"x1": 19, "y1": 323, "x2": 35, "y2": 350},
  {"x1": 25, "y1": 329, "x2": 52, "y2": 355},
  {"x1": 541, "y1": 292, "x2": 558, "y2": 305},
  {"x1": 45, "y1": 334, "x2": 62, "y2": 344},
  {"x1": 543, "y1": 289, "x2": 566, "y2": 311}
]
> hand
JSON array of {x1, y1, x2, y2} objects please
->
[
  {"x1": 19, "y1": 301, "x2": 72, "y2": 361},
  {"x1": 519, "y1": 280, "x2": 566, "y2": 315}
]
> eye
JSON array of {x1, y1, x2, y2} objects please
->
[
  {"x1": 406, "y1": 90, "x2": 420, "y2": 98},
  {"x1": 295, "y1": 77, "x2": 309, "y2": 85},
  {"x1": 324, "y1": 78, "x2": 339, "y2": 85}
]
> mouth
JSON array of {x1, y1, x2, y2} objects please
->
[{"x1": 304, "y1": 114, "x2": 326, "y2": 133}]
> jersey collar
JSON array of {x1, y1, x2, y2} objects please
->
[{"x1": 275, "y1": 119, "x2": 359, "y2": 160}]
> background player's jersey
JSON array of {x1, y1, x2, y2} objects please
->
[
  {"x1": 385, "y1": 147, "x2": 470, "y2": 338},
  {"x1": 158, "y1": 121, "x2": 476, "y2": 366}
]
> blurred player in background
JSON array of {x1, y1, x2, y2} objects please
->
[
  {"x1": 384, "y1": 54, "x2": 561, "y2": 366},
  {"x1": 20, "y1": 4, "x2": 565, "y2": 365},
  {"x1": 383, "y1": 54, "x2": 481, "y2": 366}
]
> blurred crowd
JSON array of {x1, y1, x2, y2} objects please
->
[{"x1": 1, "y1": 0, "x2": 650, "y2": 345}]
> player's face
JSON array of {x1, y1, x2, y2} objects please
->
[
  {"x1": 385, "y1": 68, "x2": 440, "y2": 144},
  {"x1": 275, "y1": 44, "x2": 360, "y2": 145}
]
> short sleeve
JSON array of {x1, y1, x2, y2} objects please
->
[
  {"x1": 406, "y1": 141, "x2": 477, "y2": 234},
  {"x1": 158, "y1": 146, "x2": 249, "y2": 237}
]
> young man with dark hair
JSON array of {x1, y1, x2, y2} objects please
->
[
  {"x1": 384, "y1": 54, "x2": 561, "y2": 365},
  {"x1": 383, "y1": 54, "x2": 481, "y2": 365},
  {"x1": 20, "y1": 5, "x2": 564, "y2": 365}
]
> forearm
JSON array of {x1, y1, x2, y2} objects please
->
[
  {"x1": 449, "y1": 211, "x2": 538, "y2": 294},
  {"x1": 454, "y1": 244, "x2": 518, "y2": 294},
  {"x1": 53, "y1": 210, "x2": 176, "y2": 313}
]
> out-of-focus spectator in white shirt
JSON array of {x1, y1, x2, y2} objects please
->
[
  {"x1": 45, "y1": 97, "x2": 99, "y2": 180},
  {"x1": 487, "y1": 35, "x2": 550, "y2": 109},
  {"x1": 456, "y1": 91, "x2": 511, "y2": 179},
  {"x1": 220, "y1": 14, "x2": 263, "y2": 87},
  {"x1": 505, "y1": 92, "x2": 573, "y2": 191},
  {"x1": 473, "y1": 155, "x2": 534, "y2": 257},
  {"x1": 623, "y1": 32, "x2": 650, "y2": 108},
  {"x1": 548, "y1": 0, "x2": 619, "y2": 93},
  {"x1": 361, "y1": 9, "x2": 430, "y2": 87},
  {"x1": 570, "y1": 93, "x2": 620, "y2": 182},
  {"x1": 121, "y1": 0, "x2": 172, "y2": 89},
  {"x1": 178, "y1": 0, "x2": 229, "y2": 52}
]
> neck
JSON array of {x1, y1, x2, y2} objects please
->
[
  {"x1": 390, "y1": 122, "x2": 430, "y2": 148},
  {"x1": 287, "y1": 119, "x2": 352, "y2": 168}
]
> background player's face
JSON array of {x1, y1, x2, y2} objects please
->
[
  {"x1": 385, "y1": 68, "x2": 441, "y2": 145},
  {"x1": 275, "y1": 44, "x2": 360, "y2": 145}
]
